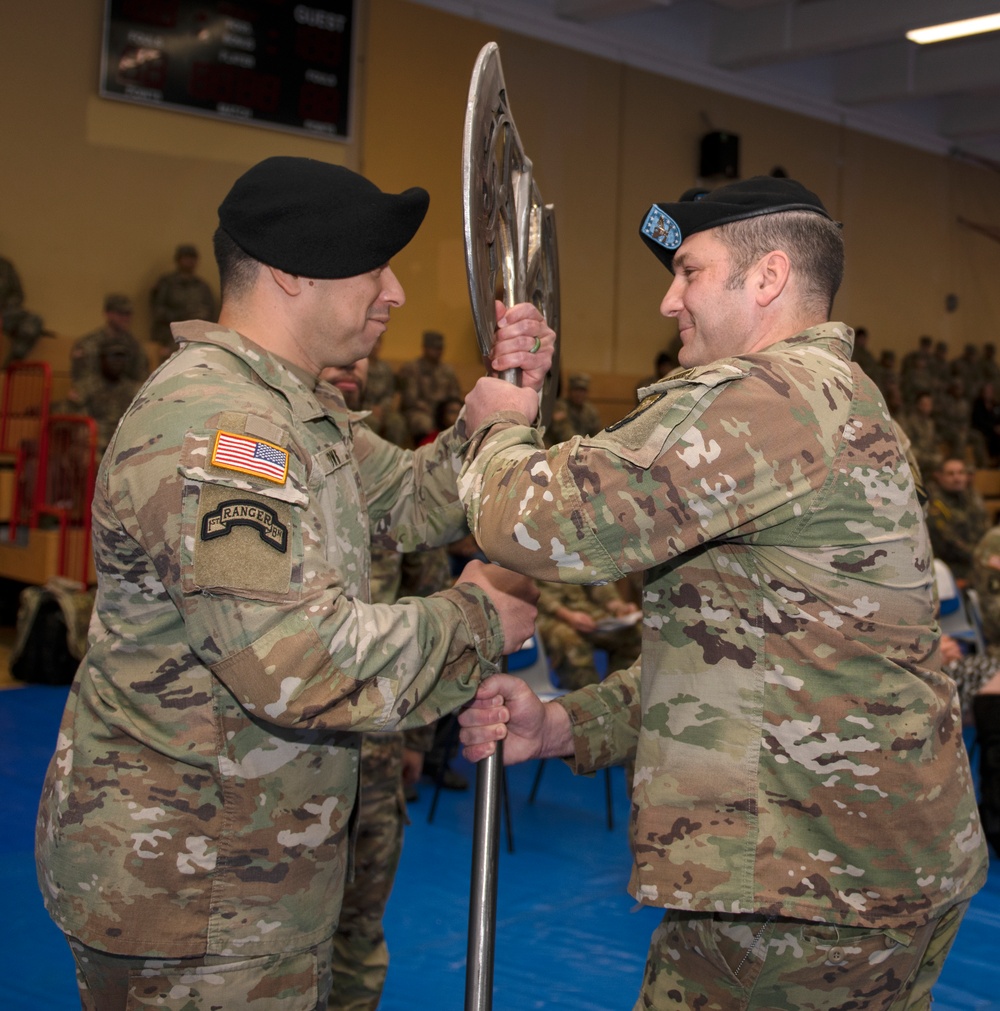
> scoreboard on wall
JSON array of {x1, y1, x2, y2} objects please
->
[{"x1": 100, "y1": 0, "x2": 355, "y2": 141}]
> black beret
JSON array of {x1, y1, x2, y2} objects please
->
[
  {"x1": 218, "y1": 156, "x2": 429, "y2": 279},
  {"x1": 639, "y1": 175, "x2": 833, "y2": 272}
]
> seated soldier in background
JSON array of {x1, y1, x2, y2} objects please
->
[
  {"x1": 536, "y1": 580, "x2": 641, "y2": 691},
  {"x1": 926, "y1": 457, "x2": 989, "y2": 584},
  {"x1": 898, "y1": 389, "x2": 940, "y2": 478},
  {"x1": 76, "y1": 331, "x2": 145, "y2": 455},
  {"x1": 397, "y1": 329, "x2": 462, "y2": 444},
  {"x1": 69, "y1": 293, "x2": 148, "y2": 407},
  {"x1": 361, "y1": 334, "x2": 409, "y2": 447},
  {"x1": 546, "y1": 371, "x2": 602, "y2": 446},
  {"x1": 969, "y1": 526, "x2": 1000, "y2": 859}
]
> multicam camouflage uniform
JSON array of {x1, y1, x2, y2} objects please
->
[
  {"x1": 546, "y1": 398, "x2": 603, "y2": 446},
  {"x1": 460, "y1": 324, "x2": 987, "y2": 1007},
  {"x1": 36, "y1": 322, "x2": 503, "y2": 976},
  {"x1": 150, "y1": 269, "x2": 218, "y2": 348},
  {"x1": 396, "y1": 356, "x2": 462, "y2": 442},
  {"x1": 926, "y1": 481, "x2": 989, "y2": 583},
  {"x1": 536, "y1": 580, "x2": 641, "y2": 690},
  {"x1": 69, "y1": 324, "x2": 148, "y2": 402},
  {"x1": 973, "y1": 525, "x2": 1000, "y2": 651},
  {"x1": 361, "y1": 357, "x2": 409, "y2": 448},
  {"x1": 328, "y1": 546, "x2": 443, "y2": 1011}
]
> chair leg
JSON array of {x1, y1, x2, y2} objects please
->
[
  {"x1": 604, "y1": 767, "x2": 614, "y2": 831},
  {"x1": 528, "y1": 759, "x2": 546, "y2": 805},
  {"x1": 974, "y1": 694, "x2": 1000, "y2": 859},
  {"x1": 426, "y1": 715, "x2": 459, "y2": 824}
]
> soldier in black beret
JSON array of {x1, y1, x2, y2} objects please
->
[{"x1": 36, "y1": 156, "x2": 555, "y2": 1008}]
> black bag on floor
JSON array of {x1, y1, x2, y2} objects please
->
[{"x1": 9, "y1": 577, "x2": 95, "y2": 685}]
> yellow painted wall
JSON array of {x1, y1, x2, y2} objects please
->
[{"x1": 2, "y1": 0, "x2": 1000, "y2": 394}]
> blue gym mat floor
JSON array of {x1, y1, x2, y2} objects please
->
[{"x1": 2, "y1": 683, "x2": 998, "y2": 1010}]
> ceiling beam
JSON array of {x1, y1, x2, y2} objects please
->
[
  {"x1": 712, "y1": 0, "x2": 1000, "y2": 69},
  {"x1": 554, "y1": 0, "x2": 672, "y2": 22},
  {"x1": 836, "y1": 34, "x2": 1000, "y2": 105}
]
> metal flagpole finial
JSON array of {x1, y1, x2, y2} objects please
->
[{"x1": 462, "y1": 42, "x2": 560, "y2": 414}]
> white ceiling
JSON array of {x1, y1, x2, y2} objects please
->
[{"x1": 407, "y1": 0, "x2": 1000, "y2": 165}]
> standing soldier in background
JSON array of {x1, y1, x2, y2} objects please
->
[
  {"x1": 397, "y1": 329, "x2": 463, "y2": 443},
  {"x1": 535, "y1": 580, "x2": 641, "y2": 691},
  {"x1": 150, "y1": 243, "x2": 218, "y2": 365}
]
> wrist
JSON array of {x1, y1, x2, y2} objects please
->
[{"x1": 538, "y1": 700, "x2": 574, "y2": 759}]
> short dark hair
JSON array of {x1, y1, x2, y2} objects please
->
[
  {"x1": 716, "y1": 210, "x2": 844, "y2": 316},
  {"x1": 213, "y1": 227, "x2": 261, "y2": 301}
]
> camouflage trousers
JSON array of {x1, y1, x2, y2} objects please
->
[
  {"x1": 329, "y1": 734, "x2": 408, "y2": 1011},
  {"x1": 635, "y1": 901, "x2": 969, "y2": 1010},
  {"x1": 537, "y1": 617, "x2": 642, "y2": 691},
  {"x1": 67, "y1": 936, "x2": 334, "y2": 1010}
]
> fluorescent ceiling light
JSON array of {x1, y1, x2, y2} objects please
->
[{"x1": 906, "y1": 13, "x2": 1000, "y2": 44}]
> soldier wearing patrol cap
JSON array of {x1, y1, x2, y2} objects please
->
[
  {"x1": 397, "y1": 327, "x2": 463, "y2": 443},
  {"x1": 150, "y1": 242, "x2": 218, "y2": 364},
  {"x1": 35, "y1": 155, "x2": 554, "y2": 1008},
  {"x1": 546, "y1": 370, "x2": 602, "y2": 446},
  {"x1": 457, "y1": 175, "x2": 987, "y2": 1009},
  {"x1": 69, "y1": 292, "x2": 148, "y2": 407}
]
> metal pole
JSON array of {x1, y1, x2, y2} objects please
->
[
  {"x1": 461, "y1": 42, "x2": 559, "y2": 1011},
  {"x1": 465, "y1": 738, "x2": 503, "y2": 1011}
]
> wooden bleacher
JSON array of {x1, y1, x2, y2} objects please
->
[{"x1": 973, "y1": 468, "x2": 1000, "y2": 525}]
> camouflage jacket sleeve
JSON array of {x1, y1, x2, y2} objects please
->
[
  {"x1": 554, "y1": 663, "x2": 643, "y2": 770},
  {"x1": 352, "y1": 411, "x2": 470, "y2": 554}
]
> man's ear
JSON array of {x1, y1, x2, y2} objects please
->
[
  {"x1": 267, "y1": 266, "x2": 304, "y2": 296},
  {"x1": 753, "y1": 250, "x2": 791, "y2": 307}
]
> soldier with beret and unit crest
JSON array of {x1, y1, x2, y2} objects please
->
[
  {"x1": 34, "y1": 156, "x2": 554, "y2": 1008},
  {"x1": 458, "y1": 176, "x2": 988, "y2": 1009}
]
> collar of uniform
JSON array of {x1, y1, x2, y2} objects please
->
[
  {"x1": 170, "y1": 319, "x2": 335, "y2": 424},
  {"x1": 763, "y1": 321, "x2": 854, "y2": 361}
]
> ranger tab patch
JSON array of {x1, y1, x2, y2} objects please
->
[
  {"x1": 640, "y1": 205, "x2": 682, "y2": 251},
  {"x1": 201, "y1": 498, "x2": 288, "y2": 552},
  {"x1": 211, "y1": 430, "x2": 289, "y2": 484}
]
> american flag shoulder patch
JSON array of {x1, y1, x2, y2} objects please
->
[{"x1": 210, "y1": 430, "x2": 289, "y2": 484}]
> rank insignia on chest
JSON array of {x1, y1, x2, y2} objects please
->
[{"x1": 211, "y1": 430, "x2": 289, "y2": 484}]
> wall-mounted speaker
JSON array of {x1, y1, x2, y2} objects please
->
[{"x1": 699, "y1": 130, "x2": 740, "y2": 180}]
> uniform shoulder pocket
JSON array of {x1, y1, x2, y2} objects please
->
[
  {"x1": 592, "y1": 362, "x2": 746, "y2": 469},
  {"x1": 178, "y1": 421, "x2": 307, "y2": 600}
]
